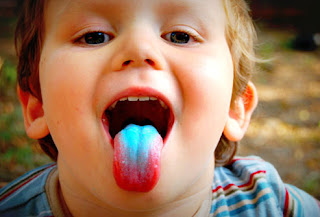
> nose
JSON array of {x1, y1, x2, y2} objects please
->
[{"x1": 111, "y1": 28, "x2": 166, "y2": 71}]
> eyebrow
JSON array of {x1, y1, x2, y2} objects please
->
[
  {"x1": 49, "y1": 0, "x2": 133, "y2": 28},
  {"x1": 47, "y1": 0, "x2": 224, "y2": 39},
  {"x1": 154, "y1": 0, "x2": 223, "y2": 35}
]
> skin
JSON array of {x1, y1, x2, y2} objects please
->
[{"x1": 20, "y1": 0, "x2": 256, "y2": 216}]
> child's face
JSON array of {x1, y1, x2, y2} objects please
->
[{"x1": 40, "y1": 0, "x2": 233, "y2": 210}]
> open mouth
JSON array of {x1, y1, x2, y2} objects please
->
[{"x1": 104, "y1": 96, "x2": 174, "y2": 142}]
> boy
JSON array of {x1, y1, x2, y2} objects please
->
[{"x1": 0, "y1": 0, "x2": 319, "y2": 216}]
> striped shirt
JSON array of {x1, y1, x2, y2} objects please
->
[
  {"x1": 210, "y1": 157, "x2": 320, "y2": 216},
  {"x1": 0, "y1": 156, "x2": 319, "y2": 216}
]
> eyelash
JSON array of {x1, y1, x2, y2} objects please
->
[
  {"x1": 74, "y1": 30, "x2": 115, "y2": 46},
  {"x1": 74, "y1": 28, "x2": 202, "y2": 46}
]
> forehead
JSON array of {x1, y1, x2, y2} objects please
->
[{"x1": 44, "y1": 0, "x2": 226, "y2": 29}]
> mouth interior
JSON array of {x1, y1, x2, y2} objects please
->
[{"x1": 105, "y1": 100, "x2": 171, "y2": 140}]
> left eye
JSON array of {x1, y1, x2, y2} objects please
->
[
  {"x1": 164, "y1": 32, "x2": 191, "y2": 44},
  {"x1": 78, "y1": 32, "x2": 114, "y2": 45}
]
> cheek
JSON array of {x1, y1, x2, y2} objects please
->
[
  {"x1": 173, "y1": 50, "x2": 234, "y2": 142},
  {"x1": 162, "y1": 46, "x2": 235, "y2": 180},
  {"x1": 41, "y1": 54, "x2": 87, "y2": 114},
  {"x1": 39, "y1": 51, "x2": 116, "y2": 182},
  {"x1": 39, "y1": 51, "x2": 100, "y2": 152}
]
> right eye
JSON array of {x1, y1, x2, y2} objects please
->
[{"x1": 77, "y1": 32, "x2": 114, "y2": 45}]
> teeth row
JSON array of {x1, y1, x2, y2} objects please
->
[{"x1": 109, "y1": 96, "x2": 168, "y2": 110}]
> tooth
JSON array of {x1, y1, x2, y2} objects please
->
[
  {"x1": 150, "y1": 97, "x2": 157, "y2": 101},
  {"x1": 110, "y1": 101, "x2": 117, "y2": 109},
  {"x1": 139, "y1": 96, "x2": 149, "y2": 101},
  {"x1": 120, "y1": 97, "x2": 128, "y2": 101},
  {"x1": 159, "y1": 100, "x2": 168, "y2": 109},
  {"x1": 128, "y1": 96, "x2": 139, "y2": 101}
]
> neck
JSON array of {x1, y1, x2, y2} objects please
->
[{"x1": 62, "y1": 184, "x2": 212, "y2": 217}]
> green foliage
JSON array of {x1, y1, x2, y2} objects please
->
[
  {"x1": 0, "y1": 106, "x2": 25, "y2": 144},
  {"x1": 1, "y1": 146, "x2": 33, "y2": 168},
  {"x1": 0, "y1": 17, "x2": 17, "y2": 38},
  {"x1": 2, "y1": 61, "x2": 16, "y2": 84},
  {"x1": 0, "y1": 59, "x2": 51, "y2": 177},
  {"x1": 303, "y1": 174, "x2": 320, "y2": 199},
  {"x1": 256, "y1": 42, "x2": 275, "y2": 74},
  {"x1": 259, "y1": 42, "x2": 275, "y2": 58},
  {"x1": 0, "y1": 60, "x2": 17, "y2": 99}
]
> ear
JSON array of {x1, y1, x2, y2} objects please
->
[
  {"x1": 223, "y1": 81, "x2": 258, "y2": 141},
  {"x1": 17, "y1": 86, "x2": 49, "y2": 139}
]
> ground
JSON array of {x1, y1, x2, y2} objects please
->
[{"x1": 0, "y1": 19, "x2": 319, "y2": 198}]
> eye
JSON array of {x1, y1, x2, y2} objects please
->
[
  {"x1": 77, "y1": 31, "x2": 114, "y2": 45},
  {"x1": 164, "y1": 32, "x2": 190, "y2": 44},
  {"x1": 162, "y1": 30, "x2": 203, "y2": 45}
]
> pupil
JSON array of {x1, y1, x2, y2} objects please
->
[
  {"x1": 170, "y1": 32, "x2": 190, "y2": 44},
  {"x1": 85, "y1": 32, "x2": 106, "y2": 44}
]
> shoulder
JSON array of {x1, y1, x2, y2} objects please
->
[
  {"x1": 211, "y1": 156, "x2": 320, "y2": 217},
  {"x1": 0, "y1": 163, "x2": 56, "y2": 217}
]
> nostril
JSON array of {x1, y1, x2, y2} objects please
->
[
  {"x1": 121, "y1": 59, "x2": 156, "y2": 68},
  {"x1": 145, "y1": 59, "x2": 155, "y2": 66},
  {"x1": 123, "y1": 60, "x2": 132, "y2": 66}
]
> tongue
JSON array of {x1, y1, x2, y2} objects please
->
[{"x1": 113, "y1": 124, "x2": 163, "y2": 192}]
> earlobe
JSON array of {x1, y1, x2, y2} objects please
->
[
  {"x1": 17, "y1": 86, "x2": 49, "y2": 139},
  {"x1": 223, "y1": 81, "x2": 258, "y2": 141}
]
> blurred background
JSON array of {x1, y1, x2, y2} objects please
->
[{"x1": 0, "y1": 0, "x2": 319, "y2": 198}]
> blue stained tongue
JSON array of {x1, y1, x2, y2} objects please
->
[
  {"x1": 113, "y1": 124, "x2": 163, "y2": 192},
  {"x1": 119, "y1": 124, "x2": 158, "y2": 167}
]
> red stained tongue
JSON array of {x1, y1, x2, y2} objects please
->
[{"x1": 113, "y1": 124, "x2": 163, "y2": 192}]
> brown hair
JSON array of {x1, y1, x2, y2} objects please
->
[{"x1": 15, "y1": 0, "x2": 257, "y2": 165}]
